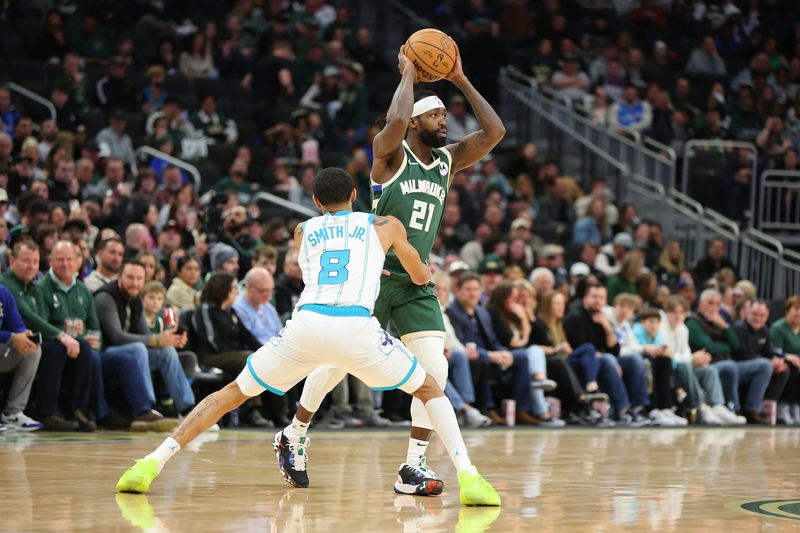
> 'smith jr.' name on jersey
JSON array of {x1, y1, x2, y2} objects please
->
[
  {"x1": 398, "y1": 178, "x2": 446, "y2": 205},
  {"x1": 306, "y1": 225, "x2": 368, "y2": 247}
]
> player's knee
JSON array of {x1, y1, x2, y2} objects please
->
[
  {"x1": 222, "y1": 381, "x2": 250, "y2": 409},
  {"x1": 412, "y1": 374, "x2": 444, "y2": 403}
]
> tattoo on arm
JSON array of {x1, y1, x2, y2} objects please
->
[{"x1": 373, "y1": 218, "x2": 389, "y2": 226}]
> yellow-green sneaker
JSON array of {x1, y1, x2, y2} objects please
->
[
  {"x1": 457, "y1": 469, "x2": 501, "y2": 506},
  {"x1": 116, "y1": 458, "x2": 159, "y2": 493}
]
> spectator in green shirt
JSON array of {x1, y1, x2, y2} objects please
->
[
  {"x1": 606, "y1": 251, "x2": 642, "y2": 302},
  {"x1": 0, "y1": 241, "x2": 93, "y2": 431},
  {"x1": 686, "y1": 289, "x2": 772, "y2": 423},
  {"x1": 769, "y1": 296, "x2": 800, "y2": 424}
]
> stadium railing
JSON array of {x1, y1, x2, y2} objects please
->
[
  {"x1": 757, "y1": 170, "x2": 800, "y2": 242},
  {"x1": 497, "y1": 66, "x2": 797, "y2": 300},
  {"x1": 135, "y1": 146, "x2": 201, "y2": 192},
  {"x1": 4, "y1": 81, "x2": 55, "y2": 121}
]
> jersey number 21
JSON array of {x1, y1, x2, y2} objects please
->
[{"x1": 409, "y1": 200, "x2": 434, "y2": 232}]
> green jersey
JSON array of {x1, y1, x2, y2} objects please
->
[{"x1": 372, "y1": 139, "x2": 452, "y2": 281}]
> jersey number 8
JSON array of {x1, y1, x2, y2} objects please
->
[{"x1": 318, "y1": 250, "x2": 350, "y2": 285}]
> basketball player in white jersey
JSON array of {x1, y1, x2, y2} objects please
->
[{"x1": 115, "y1": 167, "x2": 500, "y2": 507}]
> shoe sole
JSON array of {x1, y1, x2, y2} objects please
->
[
  {"x1": 272, "y1": 433, "x2": 309, "y2": 488},
  {"x1": 3, "y1": 425, "x2": 42, "y2": 431},
  {"x1": 393, "y1": 479, "x2": 444, "y2": 496}
]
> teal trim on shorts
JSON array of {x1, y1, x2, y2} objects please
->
[
  {"x1": 371, "y1": 356, "x2": 419, "y2": 391},
  {"x1": 298, "y1": 304, "x2": 371, "y2": 317},
  {"x1": 246, "y1": 354, "x2": 285, "y2": 396}
]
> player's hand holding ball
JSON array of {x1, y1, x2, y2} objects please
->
[
  {"x1": 398, "y1": 47, "x2": 416, "y2": 80},
  {"x1": 403, "y1": 28, "x2": 459, "y2": 83}
]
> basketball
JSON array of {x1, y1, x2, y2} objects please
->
[{"x1": 404, "y1": 28, "x2": 458, "y2": 83}]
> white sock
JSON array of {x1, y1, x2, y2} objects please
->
[
  {"x1": 284, "y1": 416, "x2": 309, "y2": 441},
  {"x1": 406, "y1": 437, "x2": 429, "y2": 466},
  {"x1": 145, "y1": 437, "x2": 181, "y2": 473},
  {"x1": 423, "y1": 396, "x2": 473, "y2": 473}
]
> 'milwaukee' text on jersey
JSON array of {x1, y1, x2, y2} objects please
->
[{"x1": 398, "y1": 179, "x2": 446, "y2": 204}]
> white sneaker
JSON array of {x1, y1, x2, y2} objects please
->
[
  {"x1": 712, "y1": 404, "x2": 747, "y2": 425},
  {"x1": 792, "y1": 404, "x2": 800, "y2": 424},
  {"x1": 778, "y1": 403, "x2": 795, "y2": 425},
  {"x1": 699, "y1": 404, "x2": 723, "y2": 425},
  {"x1": 463, "y1": 406, "x2": 493, "y2": 428},
  {"x1": 1, "y1": 412, "x2": 43, "y2": 431},
  {"x1": 649, "y1": 409, "x2": 673, "y2": 426},
  {"x1": 663, "y1": 409, "x2": 688, "y2": 426}
]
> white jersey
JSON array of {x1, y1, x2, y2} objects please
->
[{"x1": 296, "y1": 211, "x2": 385, "y2": 312}]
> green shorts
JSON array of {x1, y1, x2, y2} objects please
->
[{"x1": 373, "y1": 272, "x2": 445, "y2": 341}]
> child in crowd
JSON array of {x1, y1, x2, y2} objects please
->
[
  {"x1": 143, "y1": 281, "x2": 168, "y2": 334},
  {"x1": 632, "y1": 309, "x2": 688, "y2": 426}
]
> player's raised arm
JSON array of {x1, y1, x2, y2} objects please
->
[
  {"x1": 372, "y1": 48, "x2": 417, "y2": 161},
  {"x1": 444, "y1": 46, "x2": 506, "y2": 174},
  {"x1": 374, "y1": 215, "x2": 431, "y2": 286}
]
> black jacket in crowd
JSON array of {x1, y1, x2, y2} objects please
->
[
  {"x1": 192, "y1": 301, "x2": 261, "y2": 358},
  {"x1": 732, "y1": 319, "x2": 777, "y2": 361},
  {"x1": 563, "y1": 305, "x2": 620, "y2": 356}
]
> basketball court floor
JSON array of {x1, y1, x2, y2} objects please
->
[{"x1": 2, "y1": 427, "x2": 799, "y2": 531}]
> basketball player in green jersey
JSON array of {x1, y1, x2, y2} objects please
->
[{"x1": 298, "y1": 46, "x2": 505, "y2": 496}]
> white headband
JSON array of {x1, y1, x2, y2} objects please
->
[{"x1": 412, "y1": 95, "x2": 445, "y2": 117}]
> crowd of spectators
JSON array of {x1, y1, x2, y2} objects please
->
[
  {"x1": 1, "y1": 0, "x2": 800, "y2": 432},
  {"x1": 410, "y1": 0, "x2": 800, "y2": 222}
]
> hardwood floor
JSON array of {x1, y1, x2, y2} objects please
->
[{"x1": 1, "y1": 427, "x2": 799, "y2": 531}]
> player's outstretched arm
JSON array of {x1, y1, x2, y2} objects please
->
[
  {"x1": 444, "y1": 45, "x2": 506, "y2": 174},
  {"x1": 374, "y1": 215, "x2": 431, "y2": 286},
  {"x1": 372, "y1": 48, "x2": 417, "y2": 161}
]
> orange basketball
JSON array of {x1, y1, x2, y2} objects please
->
[{"x1": 404, "y1": 28, "x2": 458, "y2": 83}]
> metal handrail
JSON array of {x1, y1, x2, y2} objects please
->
[
  {"x1": 533, "y1": 98, "x2": 630, "y2": 176},
  {"x1": 385, "y1": 0, "x2": 433, "y2": 29},
  {"x1": 630, "y1": 173, "x2": 666, "y2": 197},
  {"x1": 681, "y1": 139, "x2": 757, "y2": 197},
  {"x1": 643, "y1": 137, "x2": 677, "y2": 165},
  {"x1": 741, "y1": 228, "x2": 784, "y2": 257},
  {"x1": 704, "y1": 208, "x2": 741, "y2": 240},
  {"x1": 610, "y1": 126, "x2": 641, "y2": 146},
  {"x1": 667, "y1": 188, "x2": 704, "y2": 218},
  {"x1": 4, "y1": 82, "x2": 56, "y2": 120},
  {"x1": 757, "y1": 170, "x2": 800, "y2": 232},
  {"x1": 135, "y1": 146, "x2": 201, "y2": 191},
  {"x1": 252, "y1": 192, "x2": 319, "y2": 218},
  {"x1": 782, "y1": 248, "x2": 800, "y2": 269}
]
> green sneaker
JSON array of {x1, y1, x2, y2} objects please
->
[
  {"x1": 116, "y1": 458, "x2": 159, "y2": 493},
  {"x1": 457, "y1": 469, "x2": 501, "y2": 507}
]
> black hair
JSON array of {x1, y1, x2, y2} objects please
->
[
  {"x1": 414, "y1": 90, "x2": 437, "y2": 102},
  {"x1": 637, "y1": 309, "x2": 661, "y2": 322},
  {"x1": 176, "y1": 254, "x2": 200, "y2": 272},
  {"x1": 456, "y1": 271, "x2": 481, "y2": 288},
  {"x1": 95, "y1": 236, "x2": 124, "y2": 254},
  {"x1": 312, "y1": 167, "x2": 355, "y2": 207},
  {"x1": 23, "y1": 196, "x2": 49, "y2": 217},
  {"x1": 201, "y1": 272, "x2": 235, "y2": 306},
  {"x1": 121, "y1": 259, "x2": 146, "y2": 273}
]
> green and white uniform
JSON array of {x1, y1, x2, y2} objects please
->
[{"x1": 371, "y1": 139, "x2": 452, "y2": 341}]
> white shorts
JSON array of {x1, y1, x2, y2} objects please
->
[{"x1": 236, "y1": 305, "x2": 426, "y2": 397}]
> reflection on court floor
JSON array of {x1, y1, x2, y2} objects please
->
[{"x1": 1, "y1": 427, "x2": 799, "y2": 531}]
